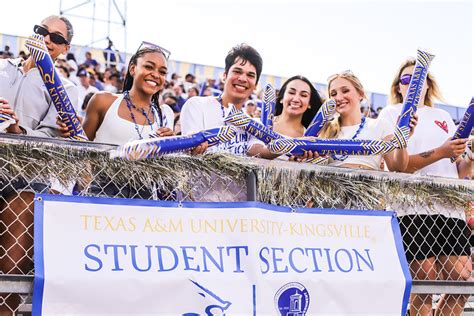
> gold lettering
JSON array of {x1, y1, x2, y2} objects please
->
[
  {"x1": 169, "y1": 219, "x2": 183, "y2": 232},
  {"x1": 143, "y1": 218, "x2": 154, "y2": 232},
  {"x1": 289, "y1": 223, "x2": 302, "y2": 235},
  {"x1": 80, "y1": 215, "x2": 91, "y2": 230},
  {"x1": 240, "y1": 219, "x2": 248, "y2": 232}
]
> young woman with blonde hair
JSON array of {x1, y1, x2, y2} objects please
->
[
  {"x1": 378, "y1": 58, "x2": 472, "y2": 316},
  {"x1": 319, "y1": 70, "x2": 415, "y2": 171}
]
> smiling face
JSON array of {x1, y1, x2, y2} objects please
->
[
  {"x1": 328, "y1": 77, "x2": 364, "y2": 118},
  {"x1": 281, "y1": 79, "x2": 311, "y2": 118},
  {"x1": 222, "y1": 57, "x2": 257, "y2": 105},
  {"x1": 129, "y1": 51, "x2": 167, "y2": 96},
  {"x1": 40, "y1": 16, "x2": 70, "y2": 60}
]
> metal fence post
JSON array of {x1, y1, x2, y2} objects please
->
[{"x1": 246, "y1": 170, "x2": 257, "y2": 201}]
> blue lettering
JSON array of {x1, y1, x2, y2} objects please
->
[
  {"x1": 226, "y1": 246, "x2": 248, "y2": 272},
  {"x1": 271, "y1": 248, "x2": 288, "y2": 273},
  {"x1": 259, "y1": 247, "x2": 270, "y2": 274},
  {"x1": 305, "y1": 248, "x2": 323, "y2": 272},
  {"x1": 334, "y1": 249, "x2": 353, "y2": 272},
  {"x1": 201, "y1": 246, "x2": 224, "y2": 272},
  {"x1": 130, "y1": 245, "x2": 152, "y2": 272},
  {"x1": 289, "y1": 248, "x2": 307, "y2": 273},
  {"x1": 354, "y1": 249, "x2": 374, "y2": 271},
  {"x1": 84, "y1": 244, "x2": 102, "y2": 272},
  {"x1": 156, "y1": 246, "x2": 178, "y2": 272},
  {"x1": 324, "y1": 248, "x2": 335, "y2": 272},
  {"x1": 181, "y1": 246, "x2": 200, "y2": 271},
  {"x1": 104, "y1": 244, "x2": 127, "y2": 271}
]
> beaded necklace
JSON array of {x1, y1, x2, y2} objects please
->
[
  {"x1": 124, "y1": 90, "x2": 163, "y2": 140},
  {"x1": 216, "y1": 94, "x2": 225, "y2": 118},
  {"x1": 331, "y1": 116, "x2": 367, "y2": 161}
]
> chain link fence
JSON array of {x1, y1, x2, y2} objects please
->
[{"x1": 0, "y1": 134, "x2": 473, "y2": 315}]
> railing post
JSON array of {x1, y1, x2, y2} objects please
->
[{"x1": 246, "y1": 170, "x2": 257, "y2": 201}]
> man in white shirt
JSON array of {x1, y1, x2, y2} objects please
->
[{"x1": 180, "y1": 43, "x2": 263, "y2": 155}]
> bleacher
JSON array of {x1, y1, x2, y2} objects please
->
[{"x1": 0, "y1": 32, "x2": 466, "y2": 121}]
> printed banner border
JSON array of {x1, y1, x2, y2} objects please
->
[{"x1": 33, "y1": 193, "x2": 412, "y2": 316}]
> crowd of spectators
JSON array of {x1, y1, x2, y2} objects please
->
[
  {"x1": 0, "y1": 42, "x2": 432, "y2": 138},
  {"x1": 0, "y1": 15, "x2": 472, "y2": 316}
]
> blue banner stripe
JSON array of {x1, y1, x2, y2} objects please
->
[{"x1": 33, "y1": 195, "x2": 46, "y2": 316}]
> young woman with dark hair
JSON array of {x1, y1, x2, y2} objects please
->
[
  {"x1": 247, "y1": 75, "x2": 323, "y2": 159},
  {"x1": 59, "y1": 44, "x2": 174, "y2": 144}
]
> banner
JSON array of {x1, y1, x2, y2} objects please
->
[{"x1": 34, "y1": 195, "x2": 411, "y2": 315}]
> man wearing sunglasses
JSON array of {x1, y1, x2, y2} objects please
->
[{"x1": 0, "y1": 15, "x2": 79, "y2": 137}]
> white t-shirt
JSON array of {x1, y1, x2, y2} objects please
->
[
  {"x1": 328, "y1": 117, "x2": 392, "y2": 170},
  {"x1": 378, "y1": 103, "x2": 463, "y2": 218},
  {"x1": 377, "y1": 103, "x2": 458, "y2": 178},
  {"x1": 180, "y1": 96, "x2": 248, "y2": 155}
]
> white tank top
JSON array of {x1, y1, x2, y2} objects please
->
[{"x1": 94, "y1": 94, "x2": 161, "y2": 145}]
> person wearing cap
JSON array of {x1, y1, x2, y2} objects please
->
[
  {"x1": 180, "y1": 43, "x2": 263, "y2": 155},
  {"x1": 0, "y1": 15, "x2": 79, "y2": 137},
  {"x1": 77, "y1": 68, "x2": 99, "y2": 113}
]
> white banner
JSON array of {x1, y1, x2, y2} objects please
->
[{"x1": 33, "y1": 194, "x2": 411, "y2": 315}]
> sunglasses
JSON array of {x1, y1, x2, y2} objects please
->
[
  {"x1": 399, "y1": 74, "x2": 412, "y2": 85},
  {"x1": 138, "y1": 41, "x2": 171, "y2": 60},
  {"x1": 33, "y1": 25, "x2": 69, "y2": 45},
  {"x1": 327, "y1": 69, "x2": 355, "y2": 82}
]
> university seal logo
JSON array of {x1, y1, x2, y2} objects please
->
[{"x1": 274, "y1": 282, "x2": 310, "y2": 316}]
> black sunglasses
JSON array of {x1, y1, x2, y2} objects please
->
[
  {"x1": 138, "y1": 41, "x2": 171, "y2": 60},
  {"x1": 33, "y1": 25, "x2": 69, "y2": 45}
]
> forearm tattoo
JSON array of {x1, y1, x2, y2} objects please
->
[{"x1": 419, "y1": 150, "x2": 435, "y2": 158}]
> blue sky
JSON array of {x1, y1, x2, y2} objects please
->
[{"x1": 1, "y1": 0, "x2": 472, "y2": 107}]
